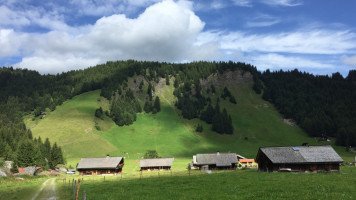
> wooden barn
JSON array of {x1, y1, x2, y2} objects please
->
[
  {"x1": 140, "y1": 158, "x2": 174, "y2": 171},
  {"x1": 77, "y1": 156, "x2": 124, "y2": 175},
  {"x1": 256, "y1": 145, "x2": 343, "y2": 172},
  {"x1": 192, "y1": 152, "x2": 238, "y2": 170}
]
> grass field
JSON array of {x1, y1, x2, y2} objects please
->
[
  {"x1": 56, "y1": 166, "x2": 356, "y2": 200},
  {"x1": 27, "y1": 79, "x2": 355, "y2": 169},
  {"x1": 0, "y1": 176, "x2": 48, "y2": 200}
]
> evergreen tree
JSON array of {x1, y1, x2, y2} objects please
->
[
  {"x1": 95, "y1": 107, "x2": 104, "y2": 120},
  {"x1": 16, "y1": 140, "x2": 35, "y2": 167},
  {"x1": 166, "y1": 75, "x2": 170, "y2": 85},
  {"x1": 144, "y1": 101, "x2": 152, "y2": 113},
  {"x1": 147, "y1": 83, "x2": 153, "y2": 101},
  {"x1": 154, "y1": 96, "x2": 161, "y2": 112}
]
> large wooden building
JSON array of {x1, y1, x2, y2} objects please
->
[
  {"x1": 256, "y1": 145, "x2": 343, "y2": 172},
  {"x1": 192, "y1": 152, "x2": 238, "y2": 170},
  {"x1": 77, "y1": 156, "x2": 124, "y2": 175},
  {"x1": 140, "y1": 158, "x2": 174, "y2": 171}
]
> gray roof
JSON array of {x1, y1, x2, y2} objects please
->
[
  {"x1": 140, "y1": 158, "x2": 174, "y2": 168},
  {"x1": 258, "y1": 146, "x2": 343, "y2": 164},
  {"x1": 195, "y1": 153, "x2": 238, "y2": 166},
  {"x1": 77, "y1": 157, "x2": 123, "y2": 169}
]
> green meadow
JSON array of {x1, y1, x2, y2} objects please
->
[
  {"x1": 0, "y1": 176, "x2": 48, "y2": 200},
  {"x1": 28, "y1": 80, "x2": 354, "y2": 168},
  {"x1": 9, "y1": 80, "x2": 356, "y2": 200},
  {"x1": 56, "y1": 167, "x2": 356, "y2": 200}
]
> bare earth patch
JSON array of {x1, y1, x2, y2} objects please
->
[{"x1": 284, "y1": 119, "x2": 296, "y2": 126}]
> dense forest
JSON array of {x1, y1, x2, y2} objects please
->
[
  {"x1": 0, "y1": 60, "x2": 355, "y2": 164},
  {"x1": 0, "y1": 100, "x2": 64, "y2": 170},
  {"x1": 260, "y1": 69, "x2": 356, "y2": 146}
]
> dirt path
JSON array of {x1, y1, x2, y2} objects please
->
[{"x1": 31, "y1": 178, "x2": 58, "y2": 200}]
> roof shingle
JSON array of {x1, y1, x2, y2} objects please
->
[
  {"x1": 140, "y1": 158, "x2": 174, "y2": 168},
  {"x1": 77, "y1": 157, "x2": 123, "y2": 169},
  {"x1": 195, "y1": 153, "x2": 238, "y2": 166},
  {"x1": 258, "y1": 146, "x2": 343, "y2": 164}
]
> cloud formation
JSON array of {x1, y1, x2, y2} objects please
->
[
  {"x1": 232, "y1": 0, "x2": 252, "y2": 7},
  {"x1": 5, "y1": 0, "x2": 220, "y2": 74},
  {"x1": 200, "y1": 30, "x2": 356, "y2": 54},
  {"x1": 342, "y1": 55, "x2": 356, "y2": 66},
  {"x1": 260, "y1": 0, "x2": 303, "y2": 7}
]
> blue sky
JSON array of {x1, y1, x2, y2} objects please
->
[{"x1": 0, "y1": 0, "x2": 355, "y2": 75}]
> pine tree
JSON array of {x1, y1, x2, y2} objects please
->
[
  {"x1": 16, "y1": 140, "x2": 35, "y2": 167},
  {"x1": 44, "y1": 138, "x2": 51, "y2": 164},
  {"x1": 147, "y1": 83, "x2": 153, "y2": 101},
  {"x1": 154, "y1": 96, "x2": 161, "y2": 112},
  {"x1": 144, "y1": 101, "x2": 152, "y2": 113}
]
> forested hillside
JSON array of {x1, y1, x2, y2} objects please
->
[
  {"x1": 260, "y1": 69, "x2": 356, "y2": 146},
  {"x1": 1, "y1": 60, "x2": 355, "y2": 166}
]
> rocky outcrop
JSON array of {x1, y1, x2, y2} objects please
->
[
  {"x1": 200, "y1": 70, "x2": 253, "y2": 89},
  {"x1": 0, "y1": 168, "x2": 6, "y2": 177}
]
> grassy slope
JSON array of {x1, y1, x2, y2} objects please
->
[
  {"x1": 29, "y1": 91, "x2": 118, "y2": 165},
  {"x1": 28, "y1": 80, "x2": 354, "y2": 168}
]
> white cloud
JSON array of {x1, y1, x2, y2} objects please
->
[
  {"x1": 0, "y1": 5, "x2": 71, "y2": 32},
  {"x1": 245, "y1": 14, "x2": 280, "y2": 27},
  {"x1": 69, "y1": 0, "x2": 162, "y2": 16},
  {"x1": 342, "y1": 55, "x2": 356, "y2": 66},
  {"x1": 0, "y1": 29, "x2": 25, "y2": 58},
  {"x1": 10, "y1": 0, "x2": 220, "y2": 74},
  {"x1": 247, "y1": 53, "x2": 335, "y2": 71},
  {"x1": 207, "y1": 30, "x2": 356, "y2": 54},
  {"x1": 260, "y1": 0, "x2": 303, "y2": 6},
  {"x1": 232, "y1": 0, "x2": 252, "y2": 7}
]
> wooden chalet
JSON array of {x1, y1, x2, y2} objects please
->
[
  {"x1": 77, "y1": 156, "x2": 124, "y2": 175},
  {"x1": 256, "y1": 145, "x2": 343, "y2": 172},
  {"x1": 140, "y1": 158, "x2": 174, "y2": 171},
  {"x1": 193, "y1": 152, "x2": 238, "y2": 170}
]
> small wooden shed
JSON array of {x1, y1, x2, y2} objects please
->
[
  {"x1": 77, "y1": 156, "x2": 124, "y2": 175},
  {"x1": 256, "y1": 145, "x2": 343, "y2": 172},
  {"x1": 192, "y1": 152, "x2": 238, "y2": 170},
  {"x1": 140, "y1": 158, "x2": 174, "y2": 171}
]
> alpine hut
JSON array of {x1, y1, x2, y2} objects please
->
[
  {"x1": 140, "y1": 158, "x2": 174, "y2": 171},
  {"x1": 256, "y1": 145, "x2": 343, "y2": 172},
  {"x1": 77, "y1": 156, "x2": 124, "y2": 175},
  {"x1": 192, "y1": 152, "x2": 238, "y2": 170}
]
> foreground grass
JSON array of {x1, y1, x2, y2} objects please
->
[
  {"x1": 58, "y1": 166, "x2": 356, "y2": 200},
  {"x1": 0, "y1": 176, "x2": 48, "y2": 200}
]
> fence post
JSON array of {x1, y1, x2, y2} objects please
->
[
  {"x1": 73, "y1": 180, "x2": 77, "y2": 200},
  {"x1": 75, "y1": 179, "x2": 81, "y2": 200},
  {"x1": 83, "y1": 190, "x2": 86, "y2": 200}
]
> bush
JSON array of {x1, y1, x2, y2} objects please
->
[
  {"x1": 196, "y1": 124, "x2": 203, "y2": 132},
  {"x1": 95, "y1": 107, "x2": 104, "y2": 120},
  {"x1": 144, "y1": 150, "x2": 160, "y2": 159}
]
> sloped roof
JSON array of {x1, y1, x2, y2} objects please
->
[
  {"x1": 77, "y1": 157, "x2": 123, "y2": 169},
  {"x1": 257, "y1": 146, "x2": 343, "y2": 164},
  {"x1": 236, "y1": 154, "x2": 246, "y2": 159},
  {"x1": 140, "y1": 158, "x2": 174, "y2": 168},
  {"x1": 195, "y1": 153, "x2": 238, "y2": 166}
]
